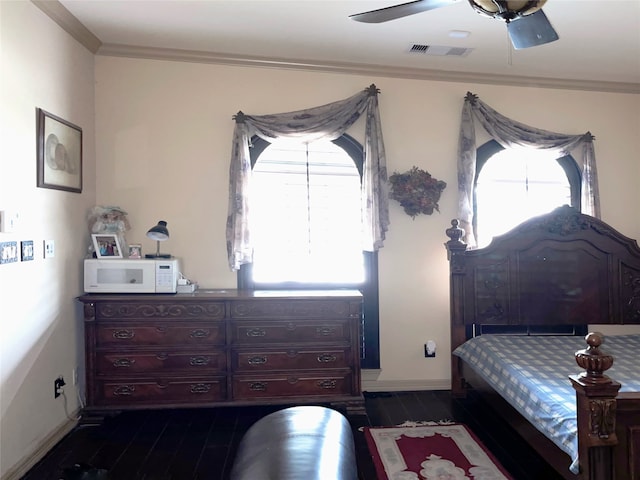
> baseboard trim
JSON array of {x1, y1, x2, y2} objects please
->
[
  {"x1": 1, "y1": 412, "x2": 79, "y2": 480},
  {"x1": 363, "y1": 378, "x2": 450, "y2": 392}
]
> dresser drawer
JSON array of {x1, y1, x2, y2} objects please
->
[
  {"x1": 231, "y1": 299, "x2": 359, "y2": 319},
  {"x1": 232, "y1": 347, "x2": 351, "y2": 372},
  {"x1": 231, "y1": 320, "x2": 350, "y2": 345},
  {"x1": 95, "y1": 302, "x2": 226, "y2": 320},
  {"x1": 95, "y1": 377, "x2": 227, "y2": 405},
  {"x1": 96, "y1": 322, "x2": 225, "y2": 347},
  {"x1": 232, "y1": 371, "x2": 353, "y2": 400},
  {"x1": 96, "y1": 350, "x2": 226, "y2": 375}
]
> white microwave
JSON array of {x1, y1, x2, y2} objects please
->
[{"x1": 84, "y1": 258, "x2": 180, "y2": 293}]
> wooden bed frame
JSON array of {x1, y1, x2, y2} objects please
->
[{"x1": 444, "y1": 205, "x2": 640, "y2": 480}]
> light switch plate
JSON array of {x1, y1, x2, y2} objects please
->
[
  {"x1": 44, "y1": 240, "x2": 55, "y2": 258},
  {"x1": 21, "y1": 240, "x2": 34, "y2": 261},
  {"x1": 0, "y1": 241, "x2": 19, "y2": 264},
  {"x1": 0, "y1": 211, "x2": 19, "y2": 233}
]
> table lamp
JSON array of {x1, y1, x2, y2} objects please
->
[{"x1": 145, "y1": 220, "x2": 171, "y2": 258}]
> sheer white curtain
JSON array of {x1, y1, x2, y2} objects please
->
[
  {"x1": 226, "y1": 85, "x2": 389, "y2": 271},
  {"x1": 458, "y1": 92, "x2": 598, "y2": 247}
]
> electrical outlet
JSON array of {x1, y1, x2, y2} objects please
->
[
  {"x1": 54, "y1": 376, "x2": 66, "y2": 398},
  {"x1": 44, "y1": 240, "x2": 55, "y2": 258},
  {"x1": 424, "y1": 340, "x2": 436, "y2": 358}
]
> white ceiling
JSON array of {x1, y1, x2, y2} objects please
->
[{"x1": 55, "y1": 0, "x2": 640, "y2": 91}]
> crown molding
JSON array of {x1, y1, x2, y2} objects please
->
[
  {"x1": 96, "y1": 43, "x2": 640, "y2": 95},
  {"x1": 33, "y1": 1, "x2": 639, "y2": 95},
  {"x1": 31, "y1": 0, "x2": 102, "y2": 53}
]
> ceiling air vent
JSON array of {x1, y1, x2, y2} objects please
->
[{"x1": 408, "y1": 44, "x2": 474, "y2": 57}]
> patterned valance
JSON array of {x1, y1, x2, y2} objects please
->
[
  {"x1": 226, "y1": 85, "x2": 389, "y2": 271},
  {"x1": 458, "y1": 92, "x2": 598, "y2": 247}
]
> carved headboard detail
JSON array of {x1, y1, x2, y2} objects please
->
[{"x1": 446, "y1": 205, "x2": 640, "y2": 340}]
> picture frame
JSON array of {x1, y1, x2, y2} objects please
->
[
  {"x1": 128, "y1": 243, "x2": 142, "y2": 259},
  {"x1": 36, "y1": 108, "x2": 83, "y2": 193},
  {"x1": 92, "y1": 234, "x2": 123, "y2": 259}
]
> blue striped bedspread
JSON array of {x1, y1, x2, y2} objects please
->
[{"x1": 453, "y1": 334, "x2": 640, "y2": 474}]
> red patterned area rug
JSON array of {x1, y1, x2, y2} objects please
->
[{"x1": 363, "y1": 422, "x2": 514, "y2": 480}]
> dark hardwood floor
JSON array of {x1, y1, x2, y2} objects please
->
[{"x1": 22, "y1": 391, "x2": 565, "y2": 479}]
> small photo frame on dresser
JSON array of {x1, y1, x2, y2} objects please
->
[
  {"x1": 92, "y1": 234, "x2": 123, "y2": 259},
  {"x1": 128, "y1": 243, "x2": 142, "y2": 259}
]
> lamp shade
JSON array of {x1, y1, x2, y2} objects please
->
[
  {"x1": 147, "y1": 221, "x2": 169, "y2": 241},
  {"x1": 145, "y1": 221, "x2": 171, "y2": 258}
]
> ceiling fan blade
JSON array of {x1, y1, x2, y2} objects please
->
[
  {"x1": 507, "y1": 9, "x2": 559, "y2": 49},
  {"x1": 349, "y1": 0, "x2": 460, "y2": 23}
]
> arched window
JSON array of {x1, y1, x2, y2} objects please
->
[
  {"x1": 474, "y1": 140, "x2": 581, "y2": 248},
  {"x1": 238, "y1": 134, "x2": 380, "y2": 369}
]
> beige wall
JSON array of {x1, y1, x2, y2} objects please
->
[
  {"x1": 1, "y1": 1, "x2": 639, "y2": 476},
  {"x1": 0, "y1": 2, "x2": 96, "y2": 478},
  {"x1": 94, "y1": 56, "x2": 640, "y2": 390}
]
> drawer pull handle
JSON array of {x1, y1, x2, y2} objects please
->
[
  {"x1": 286, "y1": 350, "x2": 298, "y2": 357},
  {"x1": 248, "y1": 356, "x2": 267, "y2": 365},
  {"x1": 113, "y1": 385, "x2": 135, "y2": 396},
  {"x1": 191, "y1": 383, "x2": 211, "y2": 394},
  {"x1": 317, "y1": 354, "x2": 337, "y2": 363},
  {"x1": 113, "y1": 358, "x2": 135, "y2": 368},
  {"x1": 286, "y1": 323, "x2": 297, "y2": 331},
  {"x1": 113, "y1": 329, "x2": 134, "y2": 339},
  {"x1": 246, "y1": 328, "x2": 266, "y2": 337},
  {"x1": 317, "y1": 379, "x2": 337, "y2": 390},
  {"x1": 249, "y1": 382, "x2": 267, "y2": 391},
  {"x1": 287, "y1": 377, "x2": 299, "y2": 385},
  {"x1": 190, "y1": 356, "x2": 211, "y2": 366},
  {"x1": 156, "y1": 326, "x2": 167, "y2": 334},
  {"x1": 316, "y1": 327, "x2": 335, "y2": 336},
  {"x1": 157, "y1": 382, "x2": 169, "y2": 389},
  {"x1": 156, "y1": 353, "x2": 169, "y2": 361},
  {"x1": 190, "y1": 329, "x2": 210, "y2": 338}
]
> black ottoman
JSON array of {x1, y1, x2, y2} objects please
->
[{"x1": 229, "y1": 405, "x2": 358, "y2": 480}]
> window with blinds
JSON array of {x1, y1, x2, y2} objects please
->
[
  {"x1": 475, "y1": 147, "x2": 575, "y2": 248},
  {"x1": 250, "y1": 138, "x2": 365, "y2": 285}
]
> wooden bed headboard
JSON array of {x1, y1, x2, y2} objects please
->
[{"x1": 445, "y1": 205, "x2": 640, "y2": 356}]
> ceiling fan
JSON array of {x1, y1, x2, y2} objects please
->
[{"x1": 350, "y1": 0, "x2": 559, "y2": 50}]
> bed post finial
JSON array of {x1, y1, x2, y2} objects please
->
[
  {"x1": 574, "y1": 332, "x2": 614, "y2": 384},
  {"x1": 445, "y1": 219, "x2": 467, "y2": 263},
  {"x1": 446, "y1": 219, "x2": 465, "y2": 244}
]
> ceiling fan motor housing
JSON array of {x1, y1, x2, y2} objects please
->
[{"x1": 468, "y1": 0, "x2": 546, "y2": 21}]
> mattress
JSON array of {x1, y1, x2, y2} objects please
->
[{"x1": 452, "y1": 334, "x2": 640, "y2": 474}]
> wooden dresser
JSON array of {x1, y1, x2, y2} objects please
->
[{"x1": 78, "y1": 289, "x2": 364, "y2": 417}]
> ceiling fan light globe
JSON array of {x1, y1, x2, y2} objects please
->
[{"x1": 468, "y1": 0, "x2": 546, "y2": 20}]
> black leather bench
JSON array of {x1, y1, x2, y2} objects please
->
[{"x1": 229, "y1": 405, "x2": 358, "y2": 480}]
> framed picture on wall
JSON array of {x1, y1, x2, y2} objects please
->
[
  {"x1": 92, "y1": 234, "x2": 123, "y2": 259},
  {"x1": 36, "y1": 108, "x2": 83, "y2": 193}
]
